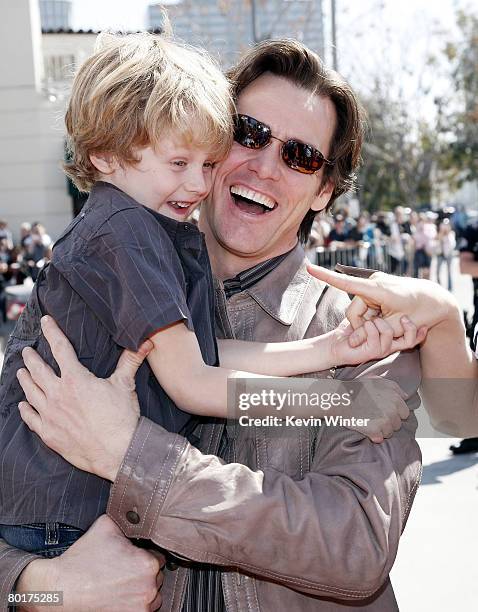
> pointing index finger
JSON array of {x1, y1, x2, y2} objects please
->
[{"x1": 306, "y1": 264, "x2": 382, "y2": 302}]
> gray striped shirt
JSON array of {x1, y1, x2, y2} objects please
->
[{"x1": 0, "y1": 182, "x2": 218, "y2": 530}]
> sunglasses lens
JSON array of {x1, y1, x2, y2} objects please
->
[
  {"x1": 234, "y1": 115, "x2": 331, "y2": 174},
  {"x1": 234, "y1": 115, "x2": 270, "y2": 149},
  {"x1": 282, "y1": 141, "x2": 325, "y2": 174}
]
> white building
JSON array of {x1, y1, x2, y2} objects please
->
[
  {"x1": 0, "y1": 0, "x2": 97, "y2": 241},
  {"x1": 0, "y1": 0, "x2": 70, "y2": 241}
]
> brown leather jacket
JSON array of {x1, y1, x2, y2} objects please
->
[{"x1": 0, "y1": 245, "x2": 421, "y2": 611}]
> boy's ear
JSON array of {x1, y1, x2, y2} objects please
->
[{"x1": 89, "y1": 152, "x2": 118, "y2": 175}]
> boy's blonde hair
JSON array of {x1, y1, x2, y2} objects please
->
[{"x1": 64, "y1": 32, "x2": 234, "y2": 191}]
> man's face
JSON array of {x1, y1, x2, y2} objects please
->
[{"x1": 201, "y1": 73, "x2": 336, "y2": 262}]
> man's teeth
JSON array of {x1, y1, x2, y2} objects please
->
[{"x1": 230, "y1": 186, "x2": 275, "y2": 210}]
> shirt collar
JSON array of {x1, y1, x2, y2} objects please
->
[
  {"x1": 223, "y1": 249, "x2": 292, "y2": 299},
  {"x1": 89, "y1": 182, "x2": 201, "y2": 245},
  {"x1": 226, "y1": 243, "x2": 327, "y2": 325}
]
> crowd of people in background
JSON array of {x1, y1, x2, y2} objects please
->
[
  {"x1": 0, "y1": 205, "x2": 468, "y2": 325},
  {"x1": 0, "y1": 219, "x2": 52, "y2": 323},
  {"x1": 306, "y1": 205, "x2": 460, "y2": 292}
]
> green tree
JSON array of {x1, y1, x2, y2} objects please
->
[
  {"x1": 437, "y1": 10, "x2": 478, "y2": 186},
  {"x1": 343, "y1": 7, "x2": 477, "y2": 212},
  {"x1": 356, "y1": 85, "x2": 436, "y2": 212}
]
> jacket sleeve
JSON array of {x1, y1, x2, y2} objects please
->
[
  {"x1": 0, "y1": 540, "x2": 38, "y2": 612},
  {"x1": 107, "y1": 352, "x2": 422, "y2": 601}
]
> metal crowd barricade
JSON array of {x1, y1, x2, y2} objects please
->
[{"x1": 313, "y1": 241, "x2": 395, "y2": 273}]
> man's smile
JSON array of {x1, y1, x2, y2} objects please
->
[{"x1": 229, "y1": 184, "x2": 278, "y2": 215}]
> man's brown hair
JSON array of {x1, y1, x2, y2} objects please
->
[{"x1": 227, "y1": 39, "x2": 365, "y2": 243}]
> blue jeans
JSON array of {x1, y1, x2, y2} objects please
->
[{"x1": 0, "y1": 522, "x2": 84, "y2": 558}]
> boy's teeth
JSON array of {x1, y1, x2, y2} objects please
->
[
  {"x1": 171, "y1": 202, "x2": 190, "y2": 208},
  {"x1": 230, "y1": 186, "x2": 275, "y2": 209}
]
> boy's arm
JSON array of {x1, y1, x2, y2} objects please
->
[
  {"x1": 147, "y1": 321, "x2": 273, "y2": 418},
  {"x1": 147, "y1": 319, "x2": 425, "y2": 418},
  {"x1": 217, "y1": 317, "x2": 425, "y2": 375}
]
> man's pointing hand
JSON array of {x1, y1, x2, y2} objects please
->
[{"x1": 307, "y1": 263, "x2": 456, "y2": 336}]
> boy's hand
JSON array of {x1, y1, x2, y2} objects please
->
[{"x1": 330, "y1": 316, "x2": 427, "y2": 367}]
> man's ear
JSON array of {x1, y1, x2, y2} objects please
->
[
  {"x1": 311, "y1": 179, "x2": 334, "y2": 212},
  {"x1": 89, "y1": 152, "x2": 118, "y2": 175}
]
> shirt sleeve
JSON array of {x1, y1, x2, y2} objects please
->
[
  {"x1": 0, "y1": 540, "x2": 39, "y2": 612},
  {"x1": 107, "y1": 411, "x2": 421, "y2": 600},
  {"x1": 53, "y1": 208, "x2": 194, "y2": 351}
]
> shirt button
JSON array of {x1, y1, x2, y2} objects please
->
[
  {"x1": 126, "y1": 510, "x2": 140, "y2": 524},
  {"x1": 80, "y1": 211, "x2": 85, "y2": 218},
  {"x1": 166, "y1": 560, "x2": 179, "y2": 571},
  {"x1": 183, "y1": 224, "x2": 189, "y2": 230}
]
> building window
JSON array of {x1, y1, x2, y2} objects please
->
[{"x1": 40, "y1": 0, "x2": 72, "y2": 30}]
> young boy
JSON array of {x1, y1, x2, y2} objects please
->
[{"x1": 0, "y1": 33, "x2": 424, "y2": 557}]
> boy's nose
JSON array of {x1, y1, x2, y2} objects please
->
[{"x1": 185, "y1": 169, "x2": 210, "y2": 197}]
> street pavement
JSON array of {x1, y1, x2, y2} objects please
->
[
  {"x1": 391, "y1": 438, "x2": 478, "y2": 611},
  {"x1": 392, "y1": 256, "x2": 478, "y2": 611},
  {"x1": 0, "y1": 256, "x2": 477, "y2": 610}
]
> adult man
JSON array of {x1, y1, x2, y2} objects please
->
[{"x1": 1, "y1": 40, "x2": 421, "y2": 611}]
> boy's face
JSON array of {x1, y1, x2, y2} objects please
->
[{"x1": 96, "y1": 134, "x2": 216, "y2": 221}]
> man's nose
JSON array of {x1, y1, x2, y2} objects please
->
[{"x1": 247, "y1": 142, "x2": 281, "y2": 181}]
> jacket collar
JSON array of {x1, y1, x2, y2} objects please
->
[{"x1": 243, "y1": 243, "x2": 326, "y2": 325}]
